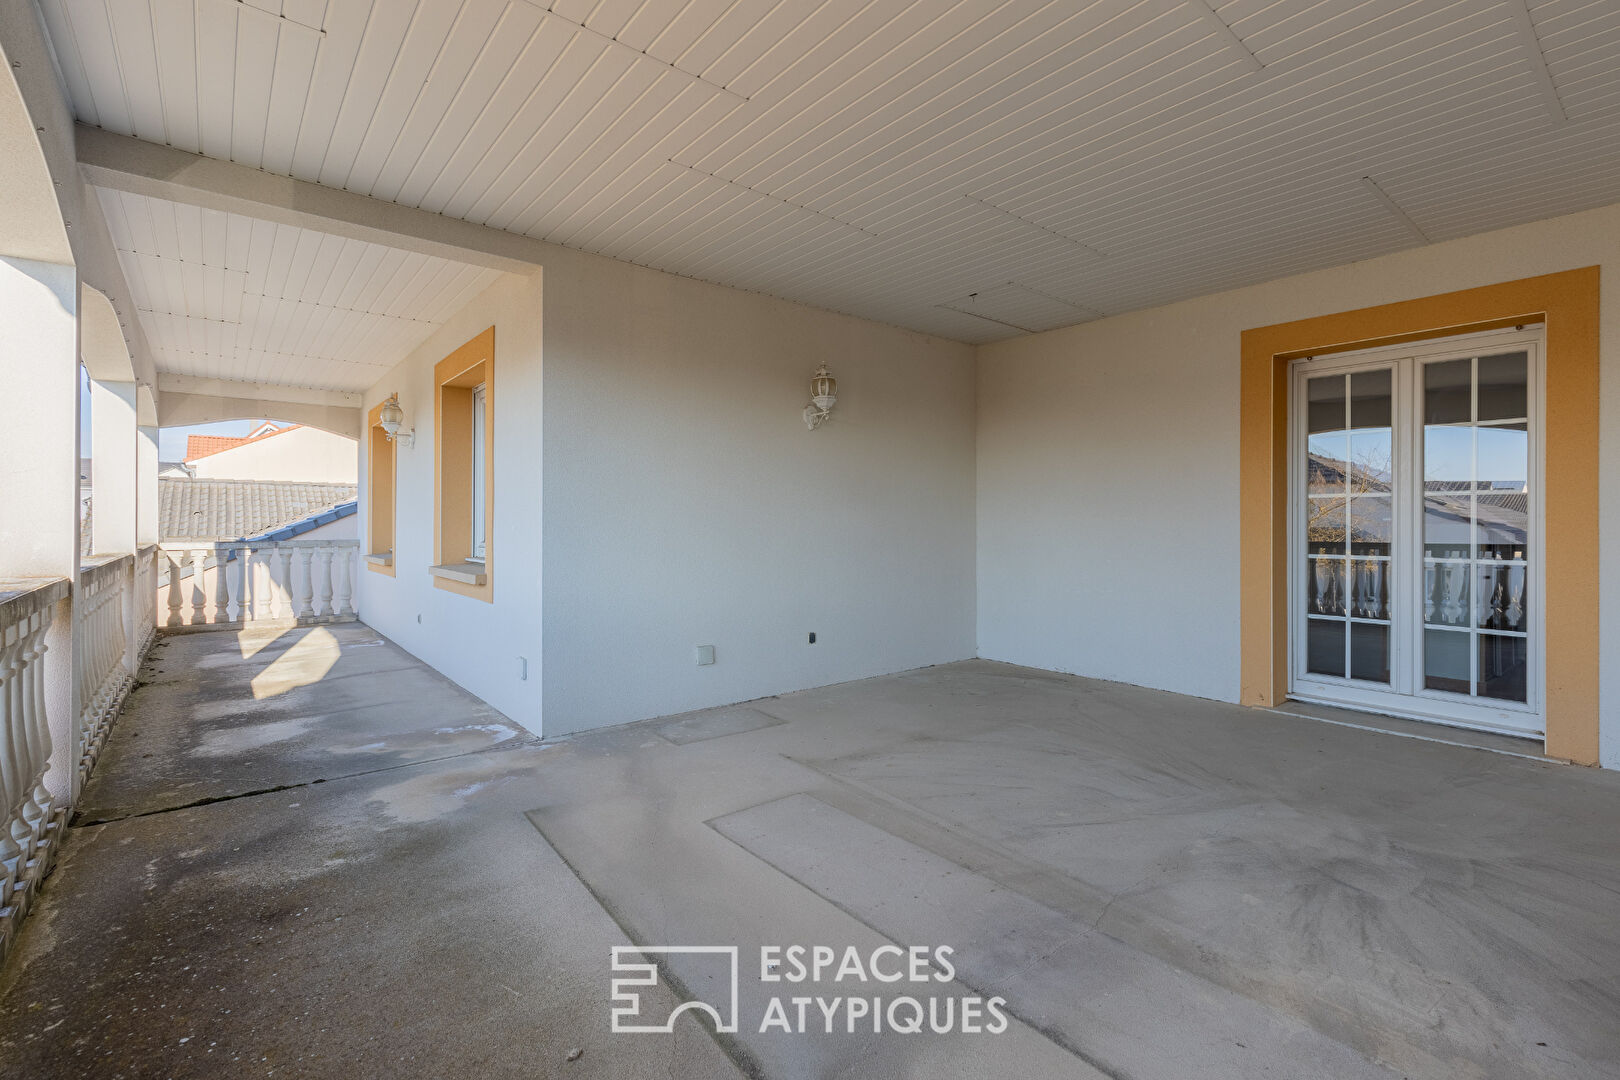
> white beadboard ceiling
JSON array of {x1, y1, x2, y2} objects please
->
[
  {"x1": 95, "y1": 187, "x2": 504, "y2": 391},
  {"x1": 38, "y1": 0, "x2": 1620, "y2": 375}
]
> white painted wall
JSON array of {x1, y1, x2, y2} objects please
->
[
  {"x1": 976, "y1": 200, "x2": 1620, "y2": 768},
  {"x1": 357, "y1": 272, "x2": 544, "y2": 734},
  {"x1": 540, "y1": 248, "x2": 977, "y2": 736},
  {"x1": 190, "y1": 425, "x2": 358, "y2": 483}
]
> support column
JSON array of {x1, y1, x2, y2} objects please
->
[
  {"x1": 0, "y1": 257, "x2": 81, "y2": 806},
  {"x1": 137, "y1": 425, "x2": 158, "y2": 547},
  {"x1": 90, "y1": 380, "x2": 137, "y2": 556}
]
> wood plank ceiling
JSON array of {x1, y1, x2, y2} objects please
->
[{"x1": 37, "y1": 0, "x2": 1620, "y2": 389}]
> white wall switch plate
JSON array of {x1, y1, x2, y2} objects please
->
[{"x1": 695, "y1": 644, "x2": 716, "y2": 666}]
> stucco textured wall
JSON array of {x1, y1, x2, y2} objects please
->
[
  {"x1": 357, "y1": 272, "x2": 544, "y2": 734},
  {"x1": 976, "y1": 200, "x2": 1620, "y2": 769},
  {"x1": 190, "y1": 426, "x2": 358, "y2": 484},
  {"x1": 540, "y1": 247, "x2": 978, "y2": 736},
  {"x1": 361, "y1": 251, "x2": 977, "y2": 739}
]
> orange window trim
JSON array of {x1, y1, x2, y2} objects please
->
[
  {"x1": 1239, "y1": 267, "x2": 1600, "y2": 764},
  {"x1": 365, "y1": 398, "x2": 396, "y2": 577},
  {"x1": 433, "y1": 327, "x2": 496, "y2": 603}
]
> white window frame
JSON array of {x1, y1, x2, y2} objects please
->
[
  {"x1": 469, "y1": 383, "x2": 487, "y2": 563},
  {"x1": 1286, "y1": 325, "x2": 1545, "y2": 738}
]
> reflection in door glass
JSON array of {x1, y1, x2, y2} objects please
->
[
  {"x1": 1303, "y1": 369, "x2": 1391, "y2": 684},
  {"x1": 1420, "y1": 352, "x2": 1529, "y2": 702}
]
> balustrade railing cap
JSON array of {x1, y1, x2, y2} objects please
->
[{"x1": 0, "y1": 577, "x2": 71, "y2": 610}]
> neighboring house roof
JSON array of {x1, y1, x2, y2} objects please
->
[
  {"x1": 158, "y1": 460, "x2": 195, "y2": 478},
  {"x1": 159, "y1": 478, "x2": 357, "y2": 541},
  {"x1": 247, "y1": 501, "x2": 357, "y2": 543},
  {"x1": 185, "y1": 422, "x2": 297, "y2": 462}
]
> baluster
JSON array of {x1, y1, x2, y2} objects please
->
[
  {"x1": 335, "y1": 548, "x2": 355, "y2": 619},
  {"x1": 1441, "y1": 564, "x2": 1463, "y2": 625},
  {"x1": 213, "y1": 549, "x2": 231, "y2": 623},
  {"x1": 1507, "y1": 567, "x2": 1526, "y2": 632},
  {"x1": 18, "y1": 616, "x2": 49, "y2": 857},
  {"x1": 0, "y1": 622, "x2": 25, "y2": 891},
  {"x1": 27, "y1": 610, "x2": 55, "y2": 833},
  {"x1": 296, "y1": 549, "x2": 316, "y2": 618},
  {"x1": 189, "y1": 549, "x2": 210, "y2": 623},
  {"x1": 314, "y1": 547, "x2": 334, "y2": 617},
  {"x1": 277, "y1": 548, "x2": 295, "y2": 620},
  {"x1": 165, "y1": 553, "x2": 185, "y2": 626},
  {"x1": 238, "y1": 547, "x2": 254, "y2": 622},
  {"x1": 225, "y1": 549, "x2": 243, "y2": 623},
  {"x1": 252, "y1": 549, "x2": 271, "y2": 621},
  {"x1": 83, "y1": 581, "x2": 101, "y2": 720},
  {"x1": 264, "y1": 548, "x2": 280, "y2": 620}
]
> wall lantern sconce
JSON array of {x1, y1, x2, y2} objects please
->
[
  {"x1": 378, "y1": 393, "x2": 414, "y2": 447},
  {"x1": 803, "y1": 364, "x2": 838, "y2": 429}
]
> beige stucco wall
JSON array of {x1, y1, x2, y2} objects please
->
[
  {"x1": 540, "y1": 247, "x2": 978, "y2": 736},
  {"x1": 976, "y1": 198, "x2": 1620, "y2": 769},
  {"x1": 356, "y1": 272, "x2": 543, "y2": 734},
  {"x1": 190, "y1": 426, "x2": 358, "y2": 484},
  {"x1": 358, "y1": 242, "x2": 978, "y2": 739}
]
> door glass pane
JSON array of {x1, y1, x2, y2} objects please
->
[
  {"x1": 1424, "y1": 562, "x2": 1471, "y2": 627},
  {"x1": 1477, "y1": 352, "x2": 1527, "y2": 421},
  {"x1": 1424, "y1": 359, "x2": 1471, "y2": 424},
  {"x1": 1478, "y1": 634, "x2": 1528, "y2": 701},
  {"x1": 1350, "y1": 369, "x2": 1391, "y2": 426},
  {"x1": 1477, "y1": 564, "x2": 1528, "y2": 633},
  {"x1": 1307, "y1": 558, "x2": 1346, "y2": 616},
  {"x1": 1477, "y1": 425, "x2": 1527, "y2": 489},
  {"x1": 1423, "y1": 495, "x2": 1471, "y2": 558},
  {"x1": 1307, "y1": 375, "x2": 1347, "y2": 496},
  {"x1": 1307, "y1": 619, "x2": 1346, "y2": 677},
  {"x1": 1351, "y1": 623, "x2": 1389, "y2": 683},
  {"x1": 1307, "y1": 498, "x2": 1345, "y2": 554},
  {"x1": 1350, "y1": 560, "x2": 1389, "y2": 620},
  {"x1": 1302, "y1": 367, "x2": 1391, "y2": 686},
  {"x1": 1348, "y1": 497, "x2": 1391, "y2": 556},
  {"x1": 1424, "y1": 629, "x2": 1470, "y2": 693},
  {"x1": 1476, "y1": 493, "x2": 1528, "y2": 560},
  {"x1": 1307, "y1": 375, "x2": 1346, "y2": 433},
  {"x1": 1423, "y1": 427, "x2": 1472, "y2": 489},
  {"x1": 1348, "y1": 369, "x2": 1392, "y2": 491}
]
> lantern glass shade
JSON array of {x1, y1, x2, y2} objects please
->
[
  {"x1": 811, "y1": 368, "x2": 837, "y2": 410},
  {"x1": 379, "y1": 396, "x2": 404, "y2": 436}
]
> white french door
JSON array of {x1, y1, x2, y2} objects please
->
[{"x1": 1289, "y1": 327, "x2": 1544, "y2": 737}]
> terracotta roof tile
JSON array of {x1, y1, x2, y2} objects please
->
[{"x1": 185, "y1": 423, "x2": 301, "y2": 462}]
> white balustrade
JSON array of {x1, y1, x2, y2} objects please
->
[
  {"x1": 76, "y1": 556, "x2": 137, "y2": 783},
  {"x1": 134, "y1": 546, "x2": 158, "y2": 659},
  {"x1": 154, "y1": 541, "x2": 360, "y2": 631},
  {"x1": 0, "y1": 578, "x2": 67, "y2": 921}
]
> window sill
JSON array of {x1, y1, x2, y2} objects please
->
[
  {"x1": 365, "y1": 552, "x2": 393, "y2": 567},
  {"x1": 429, "y1": 562, "x2": 487, "y2": 586}
]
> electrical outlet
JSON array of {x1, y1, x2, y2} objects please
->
[{"x1": 696, "y1": 644, "x2": 716, "y2": 666}]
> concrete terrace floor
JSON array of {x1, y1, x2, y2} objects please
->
[{"x1": 0, "y1": 627, "x2": 1618, "y2": 1078}]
